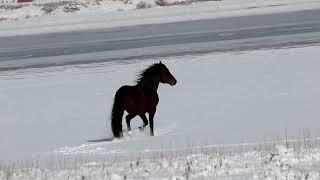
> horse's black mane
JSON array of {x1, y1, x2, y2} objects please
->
[{"x1": 136, "y1": 63, "x2": 165, "y2": 84}]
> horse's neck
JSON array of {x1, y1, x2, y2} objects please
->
[{"x1": 138, "y1": 77, "x2": 160, "y2": 93}]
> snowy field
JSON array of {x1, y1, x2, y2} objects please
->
[
  {"x1": 1, "y1": 0, "x2": 320, "y2": 36},
  {"x1": 1, "y1": 45, "x2": 320, "y2": 179},
  {"x1": 2, "y1": 143, "x2": 320, "y2": 179}
]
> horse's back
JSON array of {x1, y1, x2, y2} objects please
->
[
  {"x1": 116, "y1": 85, "x2": 138, "y2": 96},
  {"x1": 115, "y1": 85, "x2": 144, "y2": 102}
]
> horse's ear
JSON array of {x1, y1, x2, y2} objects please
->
[{"x1": 159, "y1": 61, "x2": 162, "y2": 64}]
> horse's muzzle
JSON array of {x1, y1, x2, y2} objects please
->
[{"x1": 169, "y1": 78, "x2": 177, "y2": 86}]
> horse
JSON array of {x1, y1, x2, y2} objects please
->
[{"x1": 110, "y1": 61, "x2": 177, "y2": 138}]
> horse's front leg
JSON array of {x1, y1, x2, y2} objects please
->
[
  {"x1": 126, "y1": 113, "x2": 136, "y2": 132},
  {"x1": 149, "y1": 110, "x2": 155, "y2": 136},
  {"x1": 138, "y1": 114, "x2": 148, "y2": 130}
]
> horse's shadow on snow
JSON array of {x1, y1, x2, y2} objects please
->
[
  {"x1": 87, "y1": 137, "x2": 114, "y2": 142},
  {"x1": 87, "y1": 129, "x2": 145, "y2": 142}
]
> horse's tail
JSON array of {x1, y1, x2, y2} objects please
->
[{"x1": 111, "y1": 89, "x2": 125, "y2": 138}]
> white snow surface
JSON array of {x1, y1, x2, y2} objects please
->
[
  {"x1": 1, "y1": 45, "x2": 320, "y2": 178},
  {"x1": 2, "y1": 144, "x2": 320, "y2": 179},
  {"x1": 1, "y1": 0, "x2": 320, "y2": 37}
]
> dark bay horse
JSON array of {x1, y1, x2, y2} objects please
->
[{"x1": 110, "y1": 61, "x2": 177, "y2": 138}]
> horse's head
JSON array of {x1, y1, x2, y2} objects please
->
[{"x1": 157, "y1": 61, "x2": 177, "y2": 86}]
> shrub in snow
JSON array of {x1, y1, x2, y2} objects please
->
[
  {"x1": 83, "y1": 0, "x2": 102, "y2": 7},
  {"x1": 0, "y1": 3, "x2": 23, "y2": 10},
  {"x1": 155, "y1": 0, "x2": 168, "y2": 6},
  {"x1": 171, "y1": 0, "x2": 190, "y2": 5},
  {"x1": 1, "y1": 0, "x2": 15, "y2": 5},
  {"x1": 123, "y1": 0, "x2": 132, "y2": 5},
  {"x1": 62, "y1": 3, "x2": 81, "y2": 13},
  {"x1": 136, "y1": 1, "x2": 151, "y2": 9},
  {"x1": 41, "y1": 3, "x2": 59, "y2": 14}
]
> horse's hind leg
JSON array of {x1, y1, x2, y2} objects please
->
[
  {"x1": 126, "y1": 113, "x2": 136, "y2": 132},
  {"x1": 138, "y1": 114, "x2": 148, "y2": 130},
  {"x1": 148, "y1": 110, "x2": 155, "y2": 136}
]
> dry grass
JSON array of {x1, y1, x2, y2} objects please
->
[{"x1": 1, "y1": 136, "x2": 320, "y2": 179}]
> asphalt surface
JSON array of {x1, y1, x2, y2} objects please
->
[{"x1": 1, "y1": 9, "x2": 320, "y2": 69}]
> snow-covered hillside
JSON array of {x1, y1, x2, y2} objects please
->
[{"x1": 1, "y1": 0, "x2": 320, "y2": 36}]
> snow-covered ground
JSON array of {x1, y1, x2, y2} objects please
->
[
  {"x1": 1, "y1": 44, "x2": 320, "y2": 179},
  {"x1": 1, "y1": 0, "x2": 320, "y2": 37},
  {"x1": 2, "y1": 141, "x2": 320, "y2": 179}
]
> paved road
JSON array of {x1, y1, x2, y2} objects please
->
[{"x1": 1, "y1": 9, "x2": 320, "y2": 69}]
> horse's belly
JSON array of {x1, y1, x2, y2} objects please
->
[
  {"x1": 125, "y1": 98, "x2": 147, "y2": 114},
  {"x1": 125, "y1": 99, "x2": 136, "y2": 113},
  {"x1": 136, "y1": 103, "x2": 148, "y2": 114}
]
